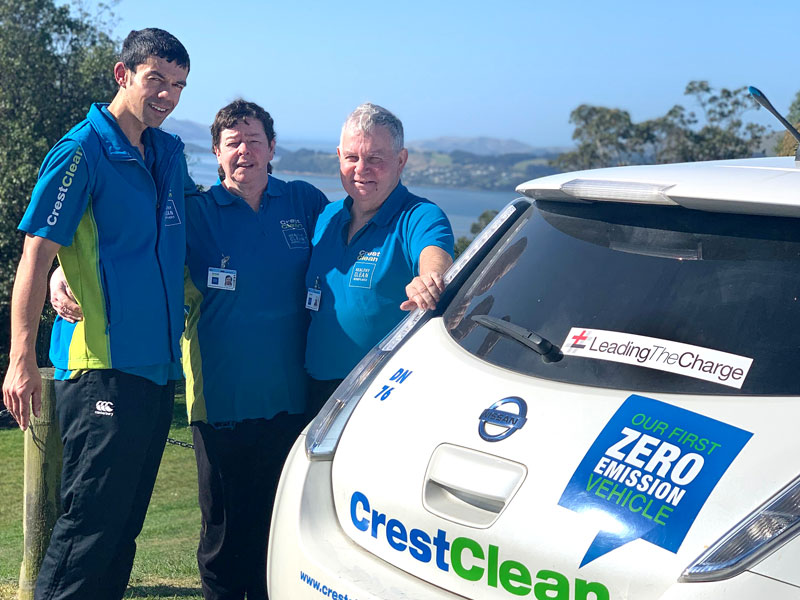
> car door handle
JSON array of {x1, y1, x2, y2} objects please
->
[{"x1": 423, "y1": 443, "x2": 527, "y2": 528}]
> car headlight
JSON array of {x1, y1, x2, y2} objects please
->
[
  {"x1": 304, "y1": 349, "x2": 380, "y2": 461},
  {"x1": 681, "y1": 474, "x2": 800, "y2": 582},
  {"x1": 304, "y1": 309, "x2": 426, "y2": 461}
]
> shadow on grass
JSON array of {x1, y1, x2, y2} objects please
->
[
  {"x1": 0, "y1": 411, "x2": 16, "y2": 430},
  {"x1": 125, "y1": 583, "x2": 202, "y2": 598}
]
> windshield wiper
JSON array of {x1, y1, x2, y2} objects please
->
[{"x1": 471, "y1": 315, "x2": 563, "y2": 363}]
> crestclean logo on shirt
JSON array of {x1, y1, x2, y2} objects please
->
[
  {"x1": 562, "y1": 328, "x2": 753, "y2": 389},
  {"x1": 281, "y1": 218, "x2": 309, "y2": 249},
  {"x1": 48, "y1": 147, "x2": 83, "y2": 226},
  {"x1": 280, "y1": 218, "x2": 304, "y2": 230},
  {"x1": 356, "y1": 250, "x2": 380, "y2": 263},
  {"x1": 350, "y1": 250, "x2": 381, "y2": 289}
]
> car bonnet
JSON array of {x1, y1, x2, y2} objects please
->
[{"x1": 328, "y1": 317, "x2": 800, "y2": 599}]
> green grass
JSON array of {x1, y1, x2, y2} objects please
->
[
  {"x1": 0, "y1": 423, "x2": 24, "y2": 588},
  {"x1": 0, "y1": 393, "x2": 204, "y2": 600}
]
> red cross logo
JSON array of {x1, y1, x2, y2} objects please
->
[{"x1": 571, "y1": 329, "x2": 589, "y2": 348}]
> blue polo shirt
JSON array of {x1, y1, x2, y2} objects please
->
[
  {"x1": 183, "y1": 176, "x2": 328, "y2": 424},
  {"x1": 305, "y1": 183, "x2": 454, "y2": 380}
]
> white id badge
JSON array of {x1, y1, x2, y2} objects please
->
[
  {"x1": 305, "y1": 287, "x2": 321, "y2": 311},
  {"x1": 208, "y1": 267, "x2": 237, "y2": 291}
]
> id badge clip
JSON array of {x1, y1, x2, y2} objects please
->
[
  {"x1": 306, "y1": 276, "x2": 321, "y2": 311},
  {"x1": 208, "y1": 255, "x2": 237, "y2": 291}
]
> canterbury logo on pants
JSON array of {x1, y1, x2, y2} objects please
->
[{"x1": 95, "y1": 400, "x2": 114, "y2": 416}]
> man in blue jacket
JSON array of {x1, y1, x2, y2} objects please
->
[{"x1": 2, "y1": 28, "x2": 191, "y2": 600}]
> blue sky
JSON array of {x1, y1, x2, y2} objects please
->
[{"x1": 108, "y1": 0, "x2": 800, "y2": 147}]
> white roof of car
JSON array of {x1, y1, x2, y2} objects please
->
[{"x1": 516, "y1": 156, "x2": 800, "y2": 218}]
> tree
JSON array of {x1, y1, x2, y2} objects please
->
[
  {"x1": 776, "y1": 90, "x2": 800, "y2": 157},
  {"x1": 0, "y1": 0, "x2": 119, "y2": 371},
  {"x1": 554, "y1": 81, "x2": 766, "y2": 170},
  {"x1": 788, "y1": 91, "x2": 800, "y2": 124},
  {"x1": 553, "y1": 106, "x2": 652, "y2": 171},
  {"x1": 454, "y1": 209, "x2": 498, "y2": 258},
  {"x1": 653, "y1": 81, "x2": 766, "y2": 163}
]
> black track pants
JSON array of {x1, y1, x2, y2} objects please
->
[{"x1": 35, "y1": 370, "x2": 175, "y2": 600}]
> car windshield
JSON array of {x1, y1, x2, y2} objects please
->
[{"x1": 444, "y1": 200, "x2": 800, "y2": 395}]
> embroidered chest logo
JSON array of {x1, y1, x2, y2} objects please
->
[
  {"x1": 164, "y1": 190, "x2": 182, "y2": 227},
  {"x1": 350, "y1": 250, "x2": 381, "y2": 289},
  {"x1": 280, "y1": 218, "x2": 309, "y2": 249}
]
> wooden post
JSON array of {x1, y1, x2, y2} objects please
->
[{"x1": 18, "y1": 368, "x2": 62, "y2": 600}]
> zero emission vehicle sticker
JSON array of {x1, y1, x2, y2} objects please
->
[
  {"x1": 562, "y1": 328, "x2": 753, "y2": 389},
  {"x1": 559, "y1": 394, "x2": 752, "y2": 567}
]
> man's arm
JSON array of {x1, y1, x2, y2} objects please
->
[
  {"x1": 400, "y1": 245, "x2": 454, "y2": 311},
  {"x1": 2, "y1": 235, "x2": 61, "y2": 430}
]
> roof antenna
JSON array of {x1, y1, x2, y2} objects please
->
[{"x1": 748, "y1": 86, "x2": 800, "y2": 162}]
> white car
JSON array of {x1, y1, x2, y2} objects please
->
[{"x1": 268, "y1": 156, "x2": 800, "y2": 600}]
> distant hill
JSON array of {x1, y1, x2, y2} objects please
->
[
  {"x1": 276, "y1": 146, "x2": 559, "y2": 191},
  {"x1": 166, "y1": 119, "x2": 564, "y2": 190},
  {"x1": 162, "y1": 117, "x2": 210, "y2": 146},
  {"x1": 162, "y1": 117, "x2": 337, "y2": 153},
  {"x1": 162, "y1": 120, "x2": 568, "y2": 159},
  {"x1": 408, "y1": 136, "x2": 567, "y2": 157}
]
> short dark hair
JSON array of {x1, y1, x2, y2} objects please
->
[
  {"x1": 211, "y1": 99, "x2": 276, "y2": 178},
  {"x1": 120, "y1": 28, "x2": 190, "y2": 73}
]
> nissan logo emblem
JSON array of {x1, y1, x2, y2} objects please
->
[{"x1": 478, "y1": 397, "x2": 528, "y2": 442}]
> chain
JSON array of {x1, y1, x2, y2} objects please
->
[
  {"x1": 166, "y1": 436, "x2": 194, "y2": 450},
  {"x1": 2, "y1": 407, "x2": 194, "y2": 449}
]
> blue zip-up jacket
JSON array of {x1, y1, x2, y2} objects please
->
[{"x1": 20, "y1": 104, "x2": 188, "y2": 376}]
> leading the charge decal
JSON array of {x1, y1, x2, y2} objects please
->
[
  {"x1": 558, "y1": 394, "x2": 752, "y2": 567},
  {"x1": 562, "y1": 328, "x2": 753, "y2": 389}
]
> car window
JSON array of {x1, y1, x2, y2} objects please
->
[{"x1": 444, "y1": 200, "x2": 800, "y2": 395}]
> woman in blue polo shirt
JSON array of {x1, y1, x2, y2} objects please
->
[{"x1": 182, "y1": 100, "x2": 328, "y2": 600}]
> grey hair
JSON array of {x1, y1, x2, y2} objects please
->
[{"x1": 340, "y1": 103, "x2": 404, "y2": 153}]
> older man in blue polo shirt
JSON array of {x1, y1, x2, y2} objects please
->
[{"x1": 305, "y1": 103, "x2": 455, "y2": 410}]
